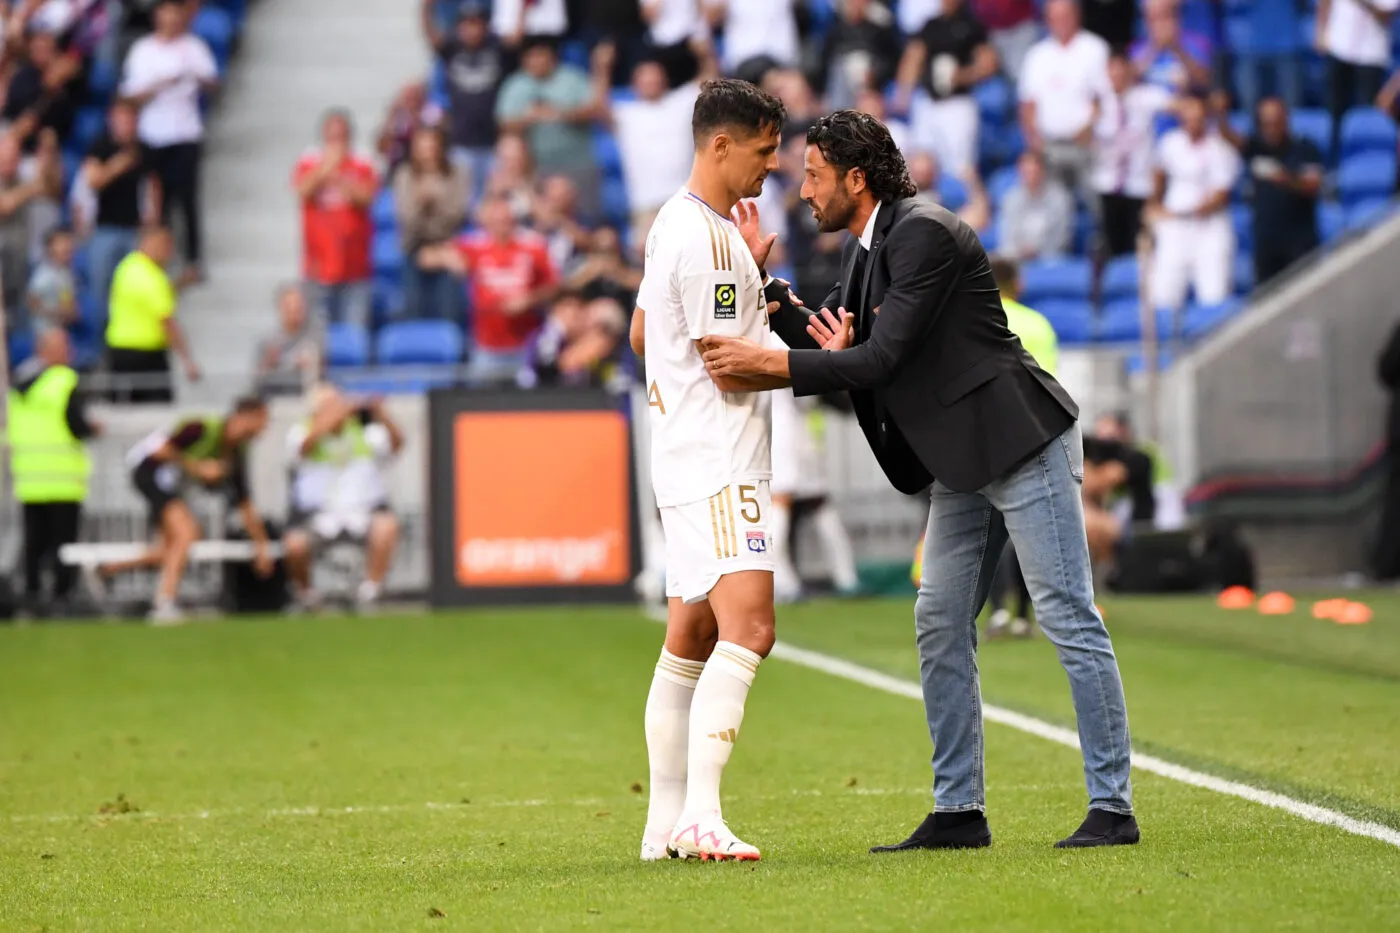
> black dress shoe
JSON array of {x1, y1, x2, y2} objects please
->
[
  {"x1": 1055, "y1": 808, "x2": 1141, "y2": 848},
  {"x1": 870, "y1": 811, "x2": 992, "y2": 852}
]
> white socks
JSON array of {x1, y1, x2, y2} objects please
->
[
  {"x1": 813, "y1": 504, "x2": 859, "y2": 593},
  {"x1": 770, "y1": 502, "x2": 802, "y2": 602},
  {"x1": 643, "y1": 649, "x2": 704, "y2": 844},
  {"x1": 682, "y1": 641, "x2": 762, "y2": 817}
]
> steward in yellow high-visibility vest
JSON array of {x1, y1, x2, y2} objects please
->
[{"x1": 5, "y1": 330, "x2": 99, "y2": 608}]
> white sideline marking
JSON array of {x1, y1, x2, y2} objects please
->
[{"x1": 769, "y1": 640, "x2": 1400, "y2": 850}]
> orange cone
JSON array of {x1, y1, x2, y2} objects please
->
[
  {"x1": 1217, "y1": 586, "x2": 1255, "y2": 609},
  {"x1": 1335, "y1": 602, "x2": 1373, "y2": 625},
  {"x1": 1257, "y1": 591, "x2": 1295, "y2": 615},
  {"x1": 1312, "y1": 599, "x2": 1346, "y2": 620}
]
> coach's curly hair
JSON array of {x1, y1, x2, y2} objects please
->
[{"x1": 806, "y1": 111, "x2": 916, "y2": 203}]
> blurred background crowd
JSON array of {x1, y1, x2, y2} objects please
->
[{"x1": 4, "y1": 0, "x2": 1400, "y2": 398}]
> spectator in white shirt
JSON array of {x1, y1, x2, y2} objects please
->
[
  {"x1": 119, "y1": 0, "x2": 218, "y2": 286},
  {"x1": 1093, "y1": 51, "x2": 1171, "y2": 257},
  {"x1": 1147, "y1": 93, "x2": 1242, "y2": 312},
  {"x1": 1316, "y1": 0, "x2": 1399, "y2": 164},
  {"x1": 703, "y1": 0, "x2": 799, "y2": 76},
  {"x1": 640, "y1": 0, "x2": 711, "y2": 88},
  {"x1": 610, "y1": 59, "x2": 698, "y2": 241},
  {"x1": 999, "y1": 149, "x2": 1075, "y2": 260},
  {"x1": 1018, "y1": 0, "x2": 1110, "y2": 198},
  {"x1": 491, "y1": 0, "x2": 568, "y2": 49}
]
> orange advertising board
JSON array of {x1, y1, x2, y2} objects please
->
[{"x1": 453, "y1": 409, "x2": 632, "y2": 587}]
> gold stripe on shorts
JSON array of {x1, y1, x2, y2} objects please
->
[
  {"x1": 708, "y1": 494, "x2": 724, "y2": 559},
  {"x1": 723, "y1": 486, "x2": 738, "y2": 558}
]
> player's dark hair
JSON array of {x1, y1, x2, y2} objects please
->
[
  {"x1": 806, "y1": 110, "x2": 916, "y2": 203},
  {"x1": 692, "y1": 78, "x2": 786, "y2": 146},
  {"x1": 232, "y1": 395, "x2": 268, "y2": 416}
]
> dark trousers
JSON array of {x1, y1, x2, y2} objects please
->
[
  {"x1": 148, "y1": 141, "x2": 203, "y2": 264},
  {"x1": 1327, "y1": 57, "x2": 1385, "y2": 165},
  {"x1": 1253, "y1": 236, "x2": 1316, "y2": 288},
  {"x1": 108, "y1": 346, "x2": 172, "y2": 403},
  {"x1": 1099, "y1": 193, "x2": 1144, "y2": 258},
  {"x1": 22, "y1": 501, "x2": 82, "y2": 600},
  {"x1": 990, "y1": 541, "x2": 1031, "y2": 618}
]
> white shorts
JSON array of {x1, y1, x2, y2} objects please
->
[{"x1": 661, "y1": 481, "x2": 775, "y2": 604}]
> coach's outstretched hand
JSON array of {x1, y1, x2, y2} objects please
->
[
  {"x1": 732, "y1": 199, "x2": 777, "y2": 271},
  {"x1": 806, "y1": 307, "x2": 854, "y2": 351}
]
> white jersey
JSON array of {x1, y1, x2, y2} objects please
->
[{"x1": 638, "y1": 189, "x2": 772, "y2": 508}]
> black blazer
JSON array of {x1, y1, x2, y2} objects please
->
[{"x1": 768, "y1": 196, "x2": 1078, "y2": 494}]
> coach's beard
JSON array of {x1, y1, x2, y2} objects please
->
[{"x1": 809, "y1": 191, "x2": 856, "y2": 234}]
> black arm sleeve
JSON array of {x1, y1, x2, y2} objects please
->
[
  {"x1": 227, "y1": 450, "x2": 250, "y2": 504},
  {"x1": 64, "y1": 390, "x2": 94, "y2": 440}
]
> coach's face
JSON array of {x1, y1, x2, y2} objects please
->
[
  {"x1": 722, "y1": 127, "x2": 781, "y2": 199},
  {"x1": 801, "y1": 144, "x2": 862, "y2": 234}
]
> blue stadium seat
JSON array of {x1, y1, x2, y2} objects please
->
[
  {"x1": 371, "y1": 230, "x2": 404, "y2": 278},
  {"x1": 326, "y1": 322, "x2": 370, "y2": 368},
  {"x1": 77, "y1": 289, "x2": 102, "y2": 327},
  {"x1": 428, "y1": 61, "x2": 449, "y2": 110},
  {"x1": 978, "y1": 224, "x2": 998, "y2": 254},
  {"x1": 1097, "y1": 299, "x2": 1142, "y2": 342},
  {"x1": 1020, "y1": 257, "x2": 1092, "y2": 303},
  {"x1": 1338, "y1": 152, "x2": 1397, "y2": 205},
  {"x1": 936, "y1": 173, "x2": 968, "y2": 211},
  {"x1": 1291, "y1": 108, "x2": 1333, "y2": 156},
  {"x1": 559, "y1": 40, "x2": 590, "y2": 70},
  {"x1": 1036, "y1": 299, "x2": 1093, "y2": 345},
  {"x1": 87, "y1": 56, "x2": 119, "y2": 102},
  {"x1": 593, "y1": 128, "x2": 623, "y2": 180},
  {"x1": 192, "y1": 5, "x2": 235, "y2": 68},
  {"x1": 371, "y1": 188, "x2": 397, "y2": 231},
  {"x1": 376, "y1": 319, "x2": 464, "y2": 365},
  {"x1": 371, "y1": 277, "x2": 407, "y2": 325},
  {"x1": 1182, "y1": 299, "x2": 1241, "y2": 340},
  {"x1": 1125, "y1": 348, "x2": 1174, "y2": 375},
  {"x1": 1340, "y1": 107, "x2": 1397, "y2": 157},
  {"x1": 1345, "y1": 196, "x2": 1395, "y2": 230},
  {"x1": 1072, "y1": 208, "x2": 1095, "y2": 255},
  {"x1": 1100, "y1": 255, "x2": 1139, "y2": 301},
  {"x1": 1228, "y1": 110, "x2": 1251, "y2": 140},
  {"x1": 1318, "y1": 200, "x2": 1346, "y2": 241},
  {"x1": 610, "y1": 87, "x2": 637, "y2": 105},
  {"x1": 7, "y1": 330, "x2": 33, "y2": 365},
  {"x1": 986, "y1": 165, "x2": 1019, "y2": 206},
  {"x1": 1230, "y1": 204, "x2": 1253, "y2": 251},
  {"x1": 1233, "y1": 254, "x2": 1255, "y2": 294}
]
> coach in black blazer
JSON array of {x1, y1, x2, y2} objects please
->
[{"x1": 701, "y1": 111, "x2": 1138, "y2": 851}]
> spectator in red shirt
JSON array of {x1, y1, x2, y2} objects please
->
[
  {"x1": 971, "y1": 0, "x2": 1039, "y2": 82},
  {"x1": 418, "y1": 192, "x2": 559, "y2": 386},
  {"x1": 292, "y1": 110, "x2": 378, "y2": 328}
]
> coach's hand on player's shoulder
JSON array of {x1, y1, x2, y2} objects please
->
[
  {"x1": 731, "y1": 199, "x2": 777, "y2": 271},
  {"x1": 805, "y1": 307, "x2": 854, "y2": 351}
]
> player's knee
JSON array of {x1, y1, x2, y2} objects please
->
[
  {"x1": 369, "y1": 512, "x2": 400, "y2": 544},
  {"x1": 284, "y1": 531, "x2": 310, "y2": 560}
]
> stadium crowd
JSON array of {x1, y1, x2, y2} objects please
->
[{"x1": 3, "y1": 0, "x2": 1400, "y2": 394}]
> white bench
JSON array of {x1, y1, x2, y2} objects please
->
[{"x1": 59, "y1": 540, "x2": 285, "y2": 567}]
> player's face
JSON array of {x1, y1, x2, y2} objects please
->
[
  {"x1": 801, "y1": 144, "x2": 860, "y2": 234},
  {"x1": 726, "y1": 127, "x2": 781, "y2": 199}
]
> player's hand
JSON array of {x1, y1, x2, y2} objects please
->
[
  {"x1": 731, "y1": 200, "x2": 777, "y2": 271},
  {"x1": 699, "y1": 335, "x2": 768, "y2": 378},
  {"x1": 806, "y1": 306, "x2": 854, "y2": 351}
]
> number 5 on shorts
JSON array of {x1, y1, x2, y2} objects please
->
[{"x1": 738, "y1": 485, "x2": 761, "y2": 523}]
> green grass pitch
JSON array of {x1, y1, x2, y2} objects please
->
[{"x1": 2, "y1": 592, "x2": 1398, "y2": 931}]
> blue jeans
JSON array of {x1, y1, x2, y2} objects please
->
[
  {"x1": 450, "y1": 146, "x2": 495, "y2": 209},
  {"x1": 914, "y1": 423, "x2": 1133, "y2": 815},
  {"x1": 307, "y1": 280, "x2": 371, "y2": 329},
  {"x1": 403, "y1": 264, "x2": 461, "y2": 320},
  {"x1": 1233, "y1": 53, "x2": 1302, "y2": 111},
  {"x1": 87, "y1": 226, "x2": 138, "y2": 316}
]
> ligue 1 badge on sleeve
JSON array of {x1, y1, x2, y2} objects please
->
[
  {"x1": 714, "y1": 283, "x2": 737, "y2": 320},
  {"x1": 746, "y1": 531, "x2": 767, "y2": 553}
]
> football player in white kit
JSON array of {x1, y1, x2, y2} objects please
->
[{"x1": 628, "y1": 78, "x2": 786, "y2": 862}]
